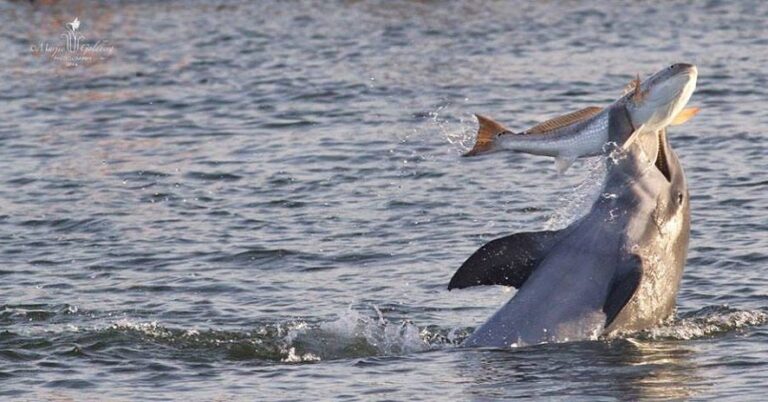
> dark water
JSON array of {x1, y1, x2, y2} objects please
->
[{"x1": 1, "y1": 0, "x2": 767, "y2": 400}]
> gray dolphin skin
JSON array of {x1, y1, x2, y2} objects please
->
[{"x1": 449, "y1": 125, "x2": 690, "y2": 347}]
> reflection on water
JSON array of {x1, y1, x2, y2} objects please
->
[
  {"x1": 456, "y1": 339, "x2": 704, "y2": 400},
  {"x1": 611, "y1": 339, "x2": 704, "y2": 400}
]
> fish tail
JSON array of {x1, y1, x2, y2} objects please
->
[{"x1": 463, "y1": 114, "x2": 510, "y2": 157}]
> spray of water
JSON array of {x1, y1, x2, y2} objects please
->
[{"x1": 545, "y1": 156, "x2": 606, "y2": 229}]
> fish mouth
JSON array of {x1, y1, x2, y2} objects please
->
[
  {"x1": 641, "y1": 64, "x2": 697, "y2": 123},
  {"x1": 659, "y1": 65, "x2": 697, "y2": 100},
  {"x1": 659, "y1": 63, "x2": 698, "y2": 84},
  {"x1": 668, "y1": 64, "x2": 697, "y2": 114},
  {"x1": 674, "y1": 64, "x2": 698, "y2": 96},
  {"x1": 626, "y1": 64, "x2": 698, "y2": 139},
  {"x1": 643, "y1": 63, "x2": 697, "y2": 98},
  {"x1": 674, "y1": 63, "x2": 697, "y2": 78}
]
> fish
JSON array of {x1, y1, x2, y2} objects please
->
[{"x1": 464, "y1": 63, "x2": 699, "y2": 173}]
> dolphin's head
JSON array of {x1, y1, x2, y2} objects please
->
[
  {"x1": 614, "y1": 127, "x2": 689, "y2": 213},
  {"x1": 649, "y1": 129, "x2": 688, "y2": 217},
  {"x1": 608, "y1": 127, "x2": 690, "y2": 257},
  {"x1": 626, "y1": 64, "x2": 698, "y2": 132},
  {"x1": 599, "y1": 129, "x2": 690, "y2": 338}
]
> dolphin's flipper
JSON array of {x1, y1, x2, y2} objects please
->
[
  {"x1": 602, "y1": 254, "x2": 643, "y2": 326},
  {"x1": 448, "y1": 229, "x2": 567, "y2": 290}
]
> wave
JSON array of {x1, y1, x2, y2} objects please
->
[
  {"x1": 111, "y1": 305, "x2": 765, "y2": 361},
  {"x1": 633, "y1": 305, "x2": 768, "y2": 341},
  {"x1": 101, "y1": 306, "x2": 469, "y2": 364},
  {"x1": 2, "y1": 304, "x2": 764, "y2": 366}
]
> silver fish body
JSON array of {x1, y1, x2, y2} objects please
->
[
  {"x1": 497, "y1": 106, "x2": 611, "y2": 157},
  {"x1": 467, "y1": 63, "x2": 698, "y2": 173}
]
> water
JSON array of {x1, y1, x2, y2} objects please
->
[{"x1": 1, "y1": 1, "x2": 767, "y2": 400}]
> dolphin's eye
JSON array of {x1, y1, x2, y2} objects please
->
[{"x1": 677, "y1": 192, "x2": 684, "y2": 204}]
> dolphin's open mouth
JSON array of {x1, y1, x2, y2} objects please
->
[{"x1": 655, "y1": 131, "x2": 672, "y2": 182}]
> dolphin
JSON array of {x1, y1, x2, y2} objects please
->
[
  {"x1": 464, "y1": 63, "x2": 699, "y2": 173},
  {"x1": 448, "y1": 125, "x2": 690, "y2": 347}
]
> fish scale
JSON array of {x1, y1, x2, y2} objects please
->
[
  {"x1": 465, "y1": 64, "x2": 698, "y2": 173},
  {"x1": 499, "y1": 111, "x2": 609, "y2": 158}
]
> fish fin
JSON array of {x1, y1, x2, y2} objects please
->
[
  {"x1": 448, "y1": 229, "x2": 566, "y2": 290},
  {"x1": 527, "y1": 106, "x2": 603, "y2": 135},
  {"x1": 463, "y1": 114, "x2": 510, "y2": 157},
  {"x1": 555, "y1": 156, "x2": 576, "y2": 174},
  {"x1": 623, "y1": 75, "x2": 638, "y2": 96},
  {"x1": 670, "y1": 107, "x2": 700, "y2": 126},
  {"x1": 603, "y1": 254, "x2": 643, "y2": 326},
  {"x1": 621, "y1": 124, "x2": 646, "y2": 150},
  {"x1": 607, "y1": 105, "x2": 638, "y2": 146},
  {"x1": 624, "y1": 73, "x2": 647, "y2": 103}
]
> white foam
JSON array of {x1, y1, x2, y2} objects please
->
[
  {"x1": 281, "y1": 347, "x2": 321, "y2": 363},
  {"x1": 642, "y1": 307, "x2": 768, "y2": 340},
  {"x1": 317, "y1": 306, "x2": 430, "y2": 355}
]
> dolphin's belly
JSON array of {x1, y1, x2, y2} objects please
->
[
  {"x1": 604, "y1": 197, "x2": 691, "y2": 335},
  {"x1": 464, "y1": 217, "x2": 623, "y2": 347}
]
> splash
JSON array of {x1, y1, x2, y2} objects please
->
[
  {"x1": 96, "y1": 307, "x2": 469, "y2": 364},
  {"x1": 288, "y1": 306, "x2": 445, "y2": 360},
  {"x1": 421, "y1": 107, "x2": 477, "y2": 154},
  {"x1": 635, "y1": 305, "x2": 768, "y2": 341},
  {"x1": 9, "y1": 305, "x2": 767, "y2": 365},
  {"x1": 545, "y1": 156, "x2": 606, "y2": 229},
  {"x1": 282, "y1": 347, "x2": 321, "y2": 363},
  {"x1": 110, "y1": 319, "x2": 173, "y2": 338}
]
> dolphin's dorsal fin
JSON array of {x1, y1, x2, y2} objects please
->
[
  {"x1": 464, "y1": 114, "x2": 510, "y2": 157},
  {"x1": 448, "y1": 229, "x2": 568, "y2": 290},
  {"x1": 670, "y1": 107, "x2": 700, "y2": 126},
  {"x1": 526, "y1": 106, "x2": 603, "y2": 135}
]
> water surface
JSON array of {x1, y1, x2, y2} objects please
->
[{"x1": 1, "y1": 1, "x2": 767, "y2": 400}]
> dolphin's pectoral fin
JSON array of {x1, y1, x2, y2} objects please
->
[
  {"x1": 448, "y1": 230, "x2": 565, "y2": 290},
  {"x1": 602, "y1": 254, "x2": 643, "y2": 326}
]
